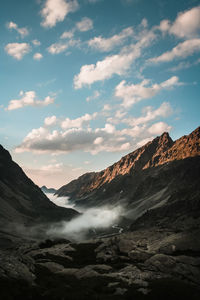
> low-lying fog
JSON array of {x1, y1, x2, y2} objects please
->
[
  {"x1": 45, "y1": 193, "x2": 76, "y2": 210},
  {"x1": 45, "y1": 193, "x2": 123, "y2": 240}
]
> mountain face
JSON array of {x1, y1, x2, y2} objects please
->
[
  {"x1": 56, "y1": 127, "x2": 200, "y2": 198},
  {"x1": 0, "y1": 145, "x2": 78, "y2": 243},
  {"x1": 56, "y1": 127, "x2": 200, "y2": 221}
]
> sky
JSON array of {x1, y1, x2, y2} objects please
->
[{"x1": 0, "y1": 0, "x2": 200, "y2": 188}]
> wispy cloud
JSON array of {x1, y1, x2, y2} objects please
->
[
  {"x1": 60, "y1": 30, "x2": 74, "y2": 39},
  {"x1": 47, "y1": 39, "x2": 80, "y2": 54},
  {"x1": 121, "y1": 102, "x2": 173, "y2": 126},
  {"x1": 115, "y1": 76, "x2": 181, "y2": 107},
  {"x1": 6, "y1": 91, "x2": 54, "y2": 111},
  {"x1": 88, "y1": 27, "x2": 134, "y2": 52},
  {"x1": 47, "y1": 42, "x2": 68, "y2": 54},
  {"x1": 76, "y1": 17, "x2": 93, "y2": 32},
  {"x1": 86, "y1": 90, "x2": 100, "y2": 102},
  {"x1": 149, "y1": 39, "x2": 200, "y2": 64},
  {"x1": 168, "y1": 58, "x2": 200, "y2": 72},
  {"x1": 7, "y1": 21, "x2": 29, "y2": 38}
]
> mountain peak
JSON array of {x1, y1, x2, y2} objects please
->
[
  {"x1": 56, "y1": 126, "x2": 200, "y2": 199},
  {"x1": 159, "y1": 131, "x2": 172, "y2": 142}
]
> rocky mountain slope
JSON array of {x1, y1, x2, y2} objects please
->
[
  {"x1": 56, "y1": 127, "x2": 200, "y2": 216},
  {"x1": 0, "y1": 145, "x2": 78, "y2": 245}
]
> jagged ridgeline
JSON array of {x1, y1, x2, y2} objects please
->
[{"x1": 55, "y1": 127, "x2": 200, "y2": 220}]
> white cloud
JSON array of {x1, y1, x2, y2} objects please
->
[
  {"x1": 47, "y1": 42, "x2": 68, "y2": 54},
  {"x1": 61, "y1": 112, "x2": 97, "y2": 129},
  {"x1": 60, "y1": 30, "x2": 74, "y2": 39},
  {"x1": 76, "y1": 17, "x2": 93, "y2": 32},
  {"x1": 5, "y1": 43, "x2": 31, "y2": 60},
  {"x1": 169, "y1": 58, "x2": 200, "y2": 72},
  {"x1": 115, "y1": 76, "x2": 180, "y2": 107},
  {"x1": 148, "y1": 121, "x2": 172, "y2": 135},
  {"x1": 47, "y1": 39, "x2": 80, "y2": 54},
  {"x1": 44, "y1": 116, "x2": 57, "y2": 126},
  {"x1": 41, "y1": 0, "x2": 79, "y2": 28},
  {"x1": 149, "y1": 39, "x2": 200, "y2": 63},
  {"x1": 88, "y1": 27, "x2": 134, "y2": 52},
  {"x1": 32, "y1": 39, "x2": 41, "y2": 46},
  {"x1": 74, "y1": 53, "x2": 135, "y2": 89},
  {"x1": 7, "y1": 21, "x2": 29, "y2": 38},
  {"x1": 86, "y1": 90, "x2": 100, "y2": 102},
  {"x1": 74, "y1": 30, "x2": 155, "y2": 88},
  {"x1": 33, "y1": 53, "x2": 43, "y2": 60},
  {"x1": 123, "y1": 102, "x2": 173, "y2": 126},
  {"x1": 159, "y1": 6, "x2": 200, "y2": 38},
  {"x1": 6, "y1": 91, "x2": 54, "y2": 111}
]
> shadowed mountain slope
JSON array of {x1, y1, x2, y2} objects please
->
[{"x1": 0, "y1": 145, "x2": 78, "y2": 240}]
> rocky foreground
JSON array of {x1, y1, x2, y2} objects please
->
[{"x1": 0, "y1": 226, "x2": 200, "y2": 300}]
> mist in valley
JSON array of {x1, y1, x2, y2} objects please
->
[{"x1": 45, "y1": 192, "x2": 124, "y2": 241}]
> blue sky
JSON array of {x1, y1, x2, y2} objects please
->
[{"x1": 0, "y1": 0, "x2": 200, "y2": 188}]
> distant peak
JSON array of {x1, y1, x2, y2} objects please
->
[{"x1": 41, "y1": 185, "x2": 47, "y2": 189}]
